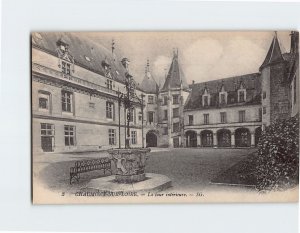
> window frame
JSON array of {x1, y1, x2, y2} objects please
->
[
  {"x1": 204, "y1": 113, "x2": 209, "y2": 125},
  {"x1": 238, "y1": 110, "x2": 246, "y2": 123},
  {"x1": 188, "y1": 115, "x2": 194, "y2": 125},
  {"x1": 64, "y1": 125, "x2": 76, "y2": 146},
  {"x1": 61, "y1": 90, "x2": 73, "y2": 113},
  {"x1": 148, "y1": 95, "x2": 154, "y2": 104},
  {"x1": 106, "y1": 101, "x2": 114, "y2": 119},
  {"x1": 173, "y1": 107, "x2": 179, "y2": 118},
  {"x1": 173, "y1": 95, "x2": 179, "y2": 104},
  {"x1": 220, "y1": 112, "x2": 227, "y2": 123},
  {"x1": 131, "y1": 131, "x2": 137, "y2": 145},
  {"x1": 108, "y1": 129, "x2": 116, "y2": 145},
  {"x1": 62, "y1": 61, "x2": 71, "y2": 75}
]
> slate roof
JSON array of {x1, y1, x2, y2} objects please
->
[
  {"x1": 184, "y1": 73, "x2": 261, "y2": 110},
  {"x1": 161, "y1": 52, "x2": 189, "y2": 91},
  {"x1": 140, "y1": 70, "x2": 159, "y2": 94},
  {"x1": 32, "y1": 32, "x2": 128, "y2": 84},
  {"x1": 260, "y1": 34, "x2": 284, "y2": 70}
]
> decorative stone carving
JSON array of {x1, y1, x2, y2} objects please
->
[{"x1": 108, "y1": 148, "x2": 151, "y2": 183}]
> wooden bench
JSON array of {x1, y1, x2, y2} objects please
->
[{"x1": 70, "y1": 157, "x2": 112, "y2": 184}]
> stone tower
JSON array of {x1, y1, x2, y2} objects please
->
[
  {"x1": 158, "y1": 50, "x2": 190, "y2": 147},
  {"x1": 260, "y1": 33, "x2": 290, "y2": 128}
]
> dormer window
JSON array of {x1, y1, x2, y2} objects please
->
[
  {"x1": 106, "y1": 79, "x2": 113, "y2": 90},
  {"x1": 238, "y1": 90, "x2": 246, "y2": 102},
  {"x1": 219, "y1": 85, "x2": 227, "y2": 105},
  {"x1": 237, "y1": 82, "x2": 246, "y2": 103},
  {"x1": 57, "y1": 39, "x2": 74, "y2": 75},
  {"x1": 62, "y1": 61, "x2": 71, "y2": 75},
  {"x1": 203, "y1": 96, "x2": 208, "y2": 106},
  {"x1": 202, "y1": 88, "x2": 210, "y2": 107},
  {"x1": 220, "y1": 93, "x2": 226, "y2": 104}
]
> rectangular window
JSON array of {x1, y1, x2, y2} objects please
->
[
  {"x1": 129, "y1": 108, "x2": 135, "y2": 122},
  {"x1": 173, "y1": 108, "x2": 179, "y2": 118},
  {"x1": 263, "y1": 91, "x2": 267, "y2": 99},
  {"x1": 38, "y1": 91, "x2": 50, "y2": 110},
  {"x1": 164, "y1": 110, "x2": 168, "y2": 120},
  {"x1": 64, "y1": 125, "x2": 75, "y2": 146},
  {"x1": 106, "y1": 79, "x2": 113, "y2": 90},
  {"x1": 220, "y1": 94, "x2": 226, "y2": 104},
  {"x1": 131, "y1": 131, "x2": 137, "y2": 144},
  {"x1": 163, "y1": 96, "x2": 168, "y2": 105},
  {"x1": 173, "y1": 122, "x2": 180, "y2": 132},
  {"x1": 203, "y1": 96, "x2": 208, "y2": 106},
  {"x1": 62, "y1": 61, "x2": 71, "y2": 75},
  {"x1": 173, "y1": 95, "x2": 179, "y2": 104},
  {"x1": 188, "y1": 115, "x2": 194, "y2": 125},
  {"x1": 108, "y1": 129, "x2": 116, "y2": 145},
  {"x1": 204, "y1": 114, "x2": 209, "y2": 124},
  {"x1": 148, "y1": 95, "x2": 154, "y2": 104},
  {"x1": 41, "y1": 123, "x2": 54, "y2": 136},
  {"x1": 106, "y1": 102, "x2": 114, "y2": 119},
  {"x1": 239, "y1": 91, "x2": 245, "y2": 102},
  {"x1": 61, "y1": 90, "x2": 73, "y2": 112},
  {"x1": 239, "y1": 110, "x2": 246, "y2": 122},
  {"x1": 220, "y1": 112, "x2": 227, "y2": 123},
  {"x1": 148, "y1": 111, "x2": 154, "y2": 124}
]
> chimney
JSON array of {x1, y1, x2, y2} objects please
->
[
  {"x1": 121, "y1": 58, "x2": 130, "y2": 71},
  {"x1": 290, "y1": 31, "x2": 299, "y2": 54}
]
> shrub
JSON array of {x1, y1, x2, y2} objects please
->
[{"x1": 256, "y1": 116, "x2": 299, "y2": 192}]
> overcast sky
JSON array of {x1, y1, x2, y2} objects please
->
[{"x1": 84, "y1": 31, "x2": 291, "y2": 86}]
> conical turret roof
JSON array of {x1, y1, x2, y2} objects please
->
[
  {"x1": 140, "y1": 60, "x2": 159, "y2": 94},
  {"x1": 161, "y1": 51, "x2": 189, "y2": 91},
  {"x1": 260, "y1": 33, "x2": 284, "y2": 70}
]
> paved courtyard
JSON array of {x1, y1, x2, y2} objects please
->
[{"x1": 34, "y1": 148, "x2": 256, "y2": 193}]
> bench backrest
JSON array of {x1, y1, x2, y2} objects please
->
[{"x1": 71, "y1": 158, "x2": 111, "y2": 174}]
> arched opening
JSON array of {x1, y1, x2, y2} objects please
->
[
  {"x1": 185, "y1": 130, "x2": 197, "y2": 147},
  {"x1": 217, "y1": 129, "x2": 231, "y2": 147},
  {"x1": 146, "y1": 131, "x2": 157, "y2": 147},
  {"x1": 201, "y1": 130, "x2": 213, "y2": 147},
  {"x1": 235, "y1": 128, "x2": 251, "y2": 147},
  {"x1": 255, "y1": 127, "x2": 262, "y2": 146}
]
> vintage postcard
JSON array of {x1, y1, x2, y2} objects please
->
[{"x1": 32, "y1": 31, "x2": 299, "y2": 204}]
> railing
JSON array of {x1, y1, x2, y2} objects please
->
[{"x1": 32, "y1": 63, "x2": 118, "y2": 95}]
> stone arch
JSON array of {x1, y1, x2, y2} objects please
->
[
  {"x1": 235, "y1": 127, "x2": 251, "y2": 147},
  {"x1": 146, "y1": 130, "x2": 158, "y2": 147},
  {"x1": 201, "y1": 130, "x2": 214, "y2": 147},
  {"x1": 185, "y1": 130, "x2": 197, "y2": 147},
  {"x1": 217, "y1": 128, "x2": 231, "y2": 147}
]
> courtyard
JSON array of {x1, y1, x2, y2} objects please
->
[{"x1": 34, "y1": 148, "x2": 257, "y2": 194}]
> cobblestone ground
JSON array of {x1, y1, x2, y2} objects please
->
[{"x1": 33, "y1": 148, "x2": 256, "y2": 193}]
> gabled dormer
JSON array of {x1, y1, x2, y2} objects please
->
[
  {"x1": 237, "y1": 81, "x2": 246, "y2": 102},
  {"x1": 202, "y1": 86, "x2": 211, "y2": 107},
  {"x1": 56, "y1": 38, "x2": 74, "y2": 75},
  {"x1": 219, "y1": 84, "x2": 227, "y2": 105}
]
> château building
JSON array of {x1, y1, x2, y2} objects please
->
[{"x1": 31, "y1": 32, "x2": 299, "y2": 153}]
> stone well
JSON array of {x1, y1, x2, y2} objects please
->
[{"x1": 108, "y1": 148, "x2": 151, "y2": 183}]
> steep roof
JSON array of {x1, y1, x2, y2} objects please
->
[
  {"x1": 161, "y1": 52, "x2": 189, "y2": 91},
  {"x1": 32, "y1": 32, "x2": 128, "y2": 84},
  {"x1": 260, "y1": 34, "x2": 284, "y2": 70},
  {"x1": 139, "y1": 62, "x2": 159, "y2": 94},
  {"x1": 184, "y1": 73, "x2": 261, "y2": 110}
]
